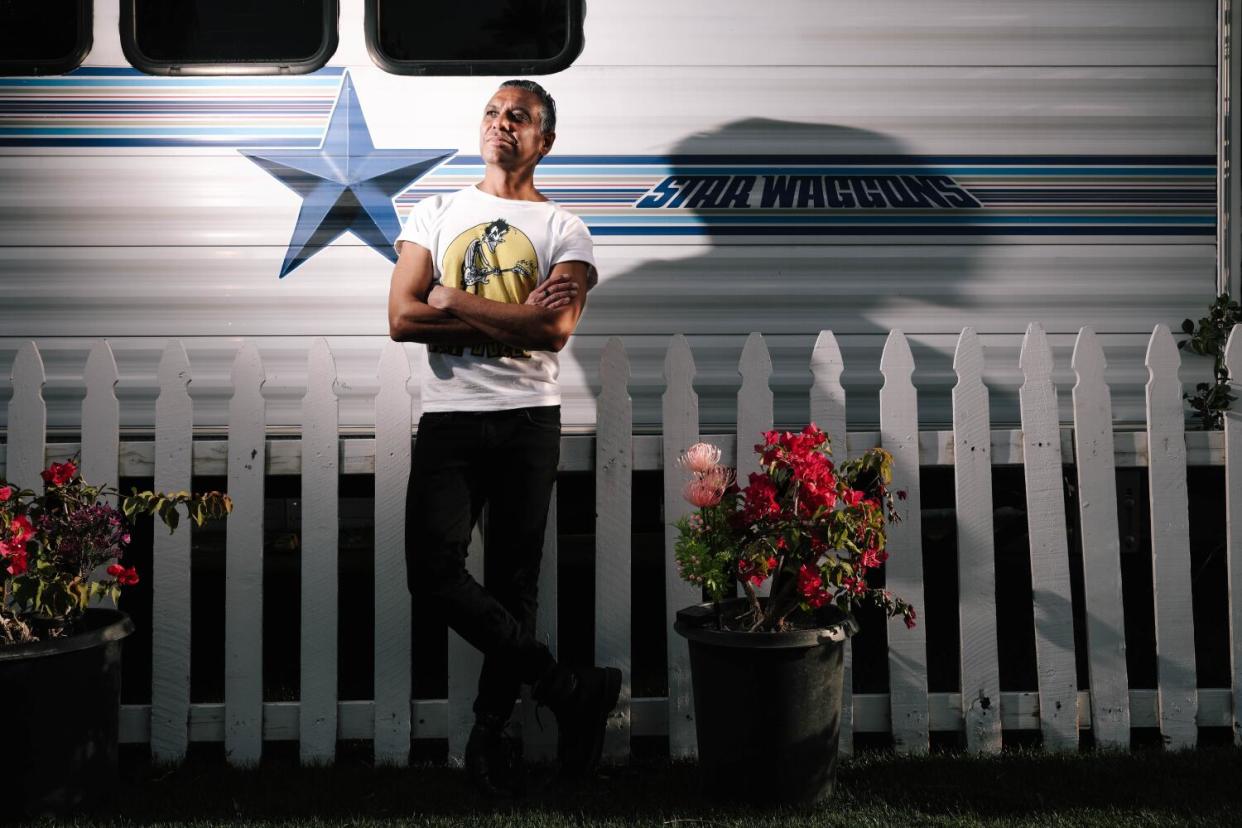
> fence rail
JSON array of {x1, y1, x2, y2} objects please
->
[{"x1": 3, "y1": 323, "x2": 1241, "y2": 766}]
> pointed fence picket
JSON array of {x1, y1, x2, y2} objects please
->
[
  {"x1": 82, "y1": 341, "x2": 120, "y2": 607},
  {"x1": 809, "y1": 331, "x2": 852, "y2": 755},
  {"x1": 596, "y1": 338, "x2": 633, "y2": 761},
  {"x1": 735, "y1": 332, "x2": 775, "y2": 598},
  {"x1": 1145, "y1": 325, "x2": 1199, "y2": 749},
  {"x1": 737, "y1": 332, "x2": 775, "y2": 599},
  {"x1": 3, "y1": 327, "x2": 1239, "y2": 762},
  {"x1": 81, "y1": 341, "x2": 119, "y2": 494},
  {"x1": 1018, "y1": 323, "x2": 1079, "y2": 751},
  {"x1": 150, "y1": 341, "x2": 194, "y2": 763},
  {"x1": 224, "y1": 341, "x2": 266, "y2": 767},
  {"x1": 879, "y1": 331, "x2": 930, "y2": 755},
  {"x1": 373, "y1": 341, "x2": 413, "y2": 766},
  {"x1": 736, "y1": 332, "x2": 774, "y2": 485},
  {"x1": 663, "y1": 334, "x2": 700, "y2": 759},
  {"x1": 952, "y1": 329, "x2": 1002, "y2": 754},
  {"x1": 8, "y1": 341, "x2": 46, "y2": 491},
  {"x1": 300, "y1": 339, "x2": 340, "y2": 765},
  {"x1": 1070, "y1": 328, "x2": 1131, "y2": 748}
]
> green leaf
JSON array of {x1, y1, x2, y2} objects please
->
[{"x1": 72, "y1": 581, "x2": 89, "y2": 611}]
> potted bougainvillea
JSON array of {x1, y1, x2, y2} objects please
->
[
  {"x1": 0, "y1": 459, "x2": 231, "y2": 816},
  {"x1": 672, "y1": 425, "x2": 915, "y2": 805}
]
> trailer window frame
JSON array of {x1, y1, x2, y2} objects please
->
[
  {"x1": 0, "y1": 0, "x2": 92, "y2": 77},
  {"x1": 120, "y1": 0, "x2": 339, "y2": 76},
  {"x1": 365, "y1": 0, "x2": 584, "y2": 76}
]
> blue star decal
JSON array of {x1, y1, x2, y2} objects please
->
[{"x1": 241, "y1": 72, "x2": 455, "y2": 278}]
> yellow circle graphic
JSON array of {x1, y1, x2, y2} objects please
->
[{"x1": 441, "y1": 219, "x2": 540, "y2": 304}]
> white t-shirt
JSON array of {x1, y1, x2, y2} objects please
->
[{"x1": 395, "y1": 185, "x2": 597, "y2": 413}]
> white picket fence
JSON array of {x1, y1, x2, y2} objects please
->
[{"x1": 2, "y1": 323, "x2": 1241, "y2": 767}]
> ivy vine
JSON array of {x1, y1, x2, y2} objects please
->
[{"x1": 1178, "y1": 293, "x2": 1242, "y2": 429}]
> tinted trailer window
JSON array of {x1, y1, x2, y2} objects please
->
[{"x1": 123, "y1": 0, "x2": 337, "y2": 75}]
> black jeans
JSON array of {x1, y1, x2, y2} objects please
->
[{"x1": 406, "y1": 405, "x2": 561, "y2": 719}]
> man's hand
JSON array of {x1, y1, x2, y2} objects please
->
[
  {"x1": 388, "y1": 243, "x2": 490, "y2": 345},
  {"x1": 430, "y1": 274, "x2": 578, "y2": 313},
  {"x1": 525, "y1": 272, "x2": 579, "y2": 310},
  {"x1": 427, "y1": 284, "x2": 454, "y2": 312},
  {"x1": 425, "y1": 262, "x2": 590, "y2": 353}
]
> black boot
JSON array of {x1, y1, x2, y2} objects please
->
[
  {"x1": 533, "y1": 664, "x2": 622, "y2": 782},
  {"x1": 464, "y1": 712, "x2": 525, "y2": 797}
]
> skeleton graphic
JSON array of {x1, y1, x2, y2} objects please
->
[{"x1": 462, "y1": 218, "x2": 534, "y2": 288}]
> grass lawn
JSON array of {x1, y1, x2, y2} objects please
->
[{"x1": 40, "y1": 742, "x2": 1242, "y2": 827}]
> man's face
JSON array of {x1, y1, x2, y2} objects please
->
[
  {"x1": 484, "y1": 225, "x2": 507, "y2": 251},
  {"x1": 479, "y1": 87, "x2": 554, "y2": 171}
]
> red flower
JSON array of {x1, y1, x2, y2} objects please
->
[
  {"x1": 904, "y1": 607, "x2": 918, "y2": 629},
  {"x1": 807, "y1": 588, "x2": 831, "y2": 609},
  {"x1": 4, "y1": 545, "x2": 28, "y2": 576},
  {"x1": 40, "y1": 460, "x2": 77, "y2": 488},
  {"x1": 107, "y1": 563, "x2": 139, "y2": 586},
  {"x1": 742, "y1": 473, "x2": 780, "y2": 522},
  {"x1": 0, "y1": 485, "x2": 12, "y2": 502},
  {"x1": 842, "y1": 576, "x2": 866, "y2": 595},
  {"x1": 797, "y1": 564, "x2": 822, "y2": 597},
  {"x1": 843, "y1": 489, "x2": 865, "y2": 507},
  {"x1": 859, "y1": 546, "x2": 884, "y2": 569},
  {"x1": 800, "y1": 478, "x2": 837, "y2": 512},
  {"x1": 8, "y1": 515, "x2": 33, "y2": 544}
]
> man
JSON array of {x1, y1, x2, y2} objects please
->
[{"x1": 388, "y1": 80, "x2": 621, "y2": 796}]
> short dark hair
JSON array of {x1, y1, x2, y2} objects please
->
[{"x1": 499, "y1": 79, "x2": 556, "y2": 134}]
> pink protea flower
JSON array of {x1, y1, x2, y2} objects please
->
[
  {"x1": 684, "y1": 477, "x2": 724, "y2": 508},
  {"x1": 681, "y1": 464, "x2": 735, "y2": 508},
  {"x1": 678, "y1": 442, "x2": 722, "y2": 474},
  {"x1": 703, "y1": 464, "x2": 735, "y2": 490}
]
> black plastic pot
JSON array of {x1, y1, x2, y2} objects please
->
[
  {"x1": 674, "y1": 598, "x2": 857, "y2": 806},
  {"x1": 0, "y1": 608, "x2": 134, "y2": 817}
]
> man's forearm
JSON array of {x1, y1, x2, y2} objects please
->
[
  {"x1": 390, "y1": 301, "x2": 492, "y2": 346},
  {"x1": 437, "y1": 289, "x2": 564, "y2": 351}
]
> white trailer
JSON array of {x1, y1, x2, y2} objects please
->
[{"x1": 0, "y1": 1, "x2": 1232, "y2": 432}]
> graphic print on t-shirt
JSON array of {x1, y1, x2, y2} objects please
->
[
  {"x1": 442, "y1": 219, "x2": 539, "y2": 301},
  {"x1": 433, "y1": 218, "x2": 541, "y2": 359}
]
